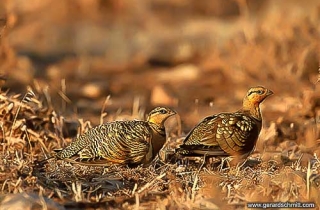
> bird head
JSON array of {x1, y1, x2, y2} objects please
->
[
  {"x1": 147, "y1": 107, "x2": 177, "y2": 126},
  {"x1": 243, "y1": 86, "x2": 273, "y2": 108}
]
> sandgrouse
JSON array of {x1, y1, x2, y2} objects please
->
[
  {"x1": 177, "y1": 86, "x2": 273, "y2": 159},
  {"x1": 55, "y1": 107, "x2": 176, "y2": 166}
]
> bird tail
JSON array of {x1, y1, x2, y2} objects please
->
[
  {"x1": 34, "y1": 148, "x2": 64, "y2": 167},
  {"x1": 175, "y1": 145, "x2": 229, "y2": 157},
  {"x1": 34, "y1": 156, "x2": 55, "y2": 168}
]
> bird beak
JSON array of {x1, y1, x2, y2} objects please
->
[{"x1": 266, "y1": 89, "x2": 274, "y2": 96}]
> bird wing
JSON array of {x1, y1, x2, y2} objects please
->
[
  {"x1": 180, "y1": 113, "x2": 257, "y2": 156},
  {"x1": 78, "y1": 121, "x2": 151, "y2": 164},
  {"x1": 55, "y1": 127, "x2": 94, "y2": 159}
]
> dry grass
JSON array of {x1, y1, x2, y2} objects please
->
[{"x1": 0, "y1": 85, "x2": 319, "y2": 209}]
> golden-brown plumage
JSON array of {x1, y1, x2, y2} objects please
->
[
  {"x1": 177, "y1": 86, "x2": 273, "y2": 158},
  {"x1": 55, "y1": 107, "x2": 176, "y2": 166}
]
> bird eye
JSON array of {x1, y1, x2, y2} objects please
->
[
  {"x1": 160, "y1": 109, "x2": 167, "y2": 114},
  {"x1": 257, "y1": 90, "x2": 264, "y2": 95}
]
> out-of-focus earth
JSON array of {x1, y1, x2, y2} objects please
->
[{"x1": 0, "y1": 0, "x2": 319, "y2": 209}]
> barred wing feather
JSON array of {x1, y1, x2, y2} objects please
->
[{"x1": 181, "y1": 112, "x2": 259, "y2": 156}]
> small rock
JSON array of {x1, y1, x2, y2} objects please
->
[
  {"x1": 81, "y1": 83, "x2": 102, "y2": 98},
  {"x1": 157, "y1": 64, "x2": 200, "y2": 83},
  {"x1": 0, "y1": 192, "x2": 65, "y2": 210}
]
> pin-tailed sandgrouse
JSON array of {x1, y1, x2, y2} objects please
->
[
  {"x1": 55, "y1": 107, "x2": 176, "y2": 166},
  {"x1": 177, "y1": 86, "x2": 273, "y2": 159}
]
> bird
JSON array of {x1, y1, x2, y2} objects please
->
[
  {"x1": 54, "y1": 107, "x2": 177, "y2": 166},
  {"x1": 177, "y1": 86, "x2": 273, "y2": 159}
]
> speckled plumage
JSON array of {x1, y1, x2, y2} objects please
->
[
  {"x1": 177, "y1": 86, "x2": 273, "y2": 158},
  {"x1": 55, "y1": 107, "x2": 176, "y2": 166}
]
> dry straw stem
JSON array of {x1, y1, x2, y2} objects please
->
[
  {"x1": 59, "y1": 78, "x2": 71, "y2": 113},
  {"x1": 317, "y1": 65, "x2": 320, "y2": 83},
  {"x1": 137, "y1": 172, "x2": 166, "y2": 194},
  {"x1": 72, "y1": 181, "x2": 83, "y2": 202},
  {"x1": 7, "y1": 87, "x2": 35, "y2": 146},
  {"x1": 307, "y1": 161, "x2": 311, "y2": 199},
  {"x1": 100, "y1": 95, "x2": 111, "y2": 124}
]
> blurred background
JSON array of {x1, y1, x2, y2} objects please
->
[{"x1": 0, "y1": 0, "x2": 319, "y2": 131}]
